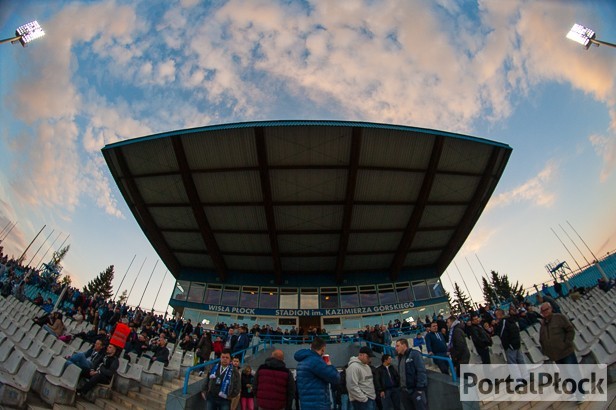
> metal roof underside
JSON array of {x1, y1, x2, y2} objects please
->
[{"x1": 103, "y1": 120, "x2": 512, "y2": 285}]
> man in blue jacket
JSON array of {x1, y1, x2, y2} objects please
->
[
  {"x1": 424, "y1": 322, "x2": 449, "y2": 375},
  {"x1": 395, "y1": 338, "x2": 428, "y2": 410},
  {"x1": 294, "y1": 337, "x2": 340, "y2": 410}
]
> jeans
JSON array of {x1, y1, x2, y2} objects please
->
[
  {"x1": 400, "y1": 389, "x2": 428, "y2": 410},
  {"x1": 207, "y1": 395, "x2": 231, "y2": 410},
  {"x1": 341, "y1": 394, "x2": 350, "y2": 410},
  {"x1": 351, "y1": 399, "x2": 376, "y2": 410},
  {"x1": 381, "y1": 388, "x2": 401, "y2": 410},
  {"x1": 555, "y1": 352, "x2": 578, "y2": 365},
  {"x1": 505, "y1": 348, "x2": 526, "y2": 365},
  {"x1": 65, "y1": 352, "x2": 92, "y2": 371}
]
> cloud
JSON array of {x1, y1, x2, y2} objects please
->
[
  {"x1": 488, "y1": 160, "x2": 558, "y2": 210},
  {"x1": 589, "y1": 133, "x2": 616, "y2": 182}
]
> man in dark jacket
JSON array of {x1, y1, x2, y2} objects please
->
[
  {"x1": 469, "y1": 313, "x2": 492, "y2": 364},
  {"x1": 201, "y1": 349, "x2": 241, "y2": 409},
  {"x1": 494, "y1": 309, "x2": 525, "y2": 364},
  {"x1": 77, "y1": 343, "x2": 119, "y2": 396},
  {"x1": 395, "y1": 339, "x2": 427, "y2": 410},
  {"x1": 294, "y1": 337, "x2": 340, "y2": 410},
  {"x1": 254, "y1": 349, "x2": 295, "y2": 410},
  {"x1": 424, "y1": 322, "x2": 449, "y2": 374},
  {"x1": 376, "y1": 354, "x2": 400, "y2": 410},
  {"x1": 232, "y1": 326, "x2": 250, "y2": 355},
  {"x1": 447, "y1": 316, "x2": 470, "y2": 378}
]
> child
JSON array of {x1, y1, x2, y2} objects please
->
[
  {"x1": 413, "y1": 332, "x2": 425, "y2": 351},
  {"x1": 240, "y1": 365, "x2": 254, "y2": 410}
]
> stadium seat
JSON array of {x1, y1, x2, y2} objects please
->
[
  {"x1": 31, "y1": 355, "x2": 67, "y2": 394},
  {"x1": 115, "y1": 362, "x2": 143, "y2": 394},
  {"x1": 0, "y1": 349, "x2": 24, "y2": 375},
  {"x1": 0, "y1": 360, "x2": 36, "y2": 407},
  {"x1": 40, "y1": 363, "x2": 81, "y2": 405},
  {"x1": 141, "y1": 360, "x2": 164, "y2": 387}
]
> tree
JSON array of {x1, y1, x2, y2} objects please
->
[
  {"x1": 52, "y1": 245, "x2": 70, "y2": 266},
  {"x1": 83, "y1": 265, "x2": 115, "y2": 299},
  {"x1": 118, "y1": 289, "x2": 128, "y2": 305},
  {"x1": 60, "y1": 275, "x2": 72, "y2": 287},
  {"x1": 451, "y1": 282, "x2": 473, "y2": 315},
  {"x1": 481, "y1": 270, "x2": 525, "y2": 306}
]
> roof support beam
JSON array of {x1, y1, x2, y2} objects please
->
[
  {"x1": 254, "y1": 127, "x2": 283, "y2": 285},
  {"x1": 172, "y1": 138, "x2": 228, "y2": 282},
  {"x1": 114, "y1": 150, "x2": 181, "y2": 275},
  {"x1": 335, "y1": 127, "x2": 362, "y2": 283},
  {"x1": 390, "y1": 136, "x2": 444, "y2": 281},
  {"x1": 436, "y1": 147, "x2": 506, "y2": 272}
]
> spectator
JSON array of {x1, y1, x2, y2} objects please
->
[
  {"x1": 240, "y1": 365, "x2": 255, "y2": 410},
  {"x1": 553, "y1": 280, "x2": 564, "y2": 298},
  {"x1": 43, "y1": 312, "x2": 66, "y2": 338},
  {"x1": 447, "y1": 315, "x2": 470, "y2": 377},
  {"x1": 231, "y1": 357, "x2": 242, "y2": 410},
  {"x1": 196, "y1": 332, "x2": 214, "y2": 374},
  {"x1": 233, "y1": 326, "x2": 250, "y2": 355},
  {"x1": 394, "y1": 338, "x2": 427, "y2": 410},
  {"x1": 201, "y1": 349, "x2": 241, "y2": 409},
  {"x1": 413, "y1": 333, "x2": 425, "y2": 352},
  {"x1": 346, "y1": 346, "x2": 377, "y2": 409},
  {"x1": 150, "y1": 336, "x2": 170, "y2": 366},
  {"x1": 469, "y1": 312, "x2": 492, "y2": 364},
  {"x1": 376, "y1": 354, "x2": 400, "y2": 410},
  {"x1": 254, "y1": 349, "x2": 295, "y2": 410},
  {"x1": 424, "y1": 321, "x2": 449, "y2": 374},
  {"x1": 539, "y1": 302, "x2": 576, "y2": 364},
  {"x1": 65, "y1": 339, "x2": 105, "y2": 374},
  {"x1": 294, "y1": 337, "x2": 340, "y2": 410},
  {"x1": 77, "y1": 343, "x2": 119, "y2": 396},
  {"x1": 494, "y1": 309, "x2": 525, "y2": 365}
]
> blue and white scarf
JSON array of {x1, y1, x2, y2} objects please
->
[{"x1": 210, "y1": 363, "x2": 233, "y2": 399}]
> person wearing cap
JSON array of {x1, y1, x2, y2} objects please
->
[
  {"x1": 346, "y1": 346, "x2": 377, "y2": 410},
  {"x1": 395, "y1": 338, "x2": 427, "y2": 410}
]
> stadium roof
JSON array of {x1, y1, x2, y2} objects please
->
[{"x1": 102, "y1": 120, "x2": 512, "y2": 286}]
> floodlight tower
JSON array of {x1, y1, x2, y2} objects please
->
[
  {"x1": 0, "y1": 20, "x2": 45, "y2": 47},
  {"x1": 566, "y1": 23, "x2": 616, "y2": 49}
]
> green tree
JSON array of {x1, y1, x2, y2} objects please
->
[
  {"x1": 60, "y1": 275, "x2": 72, "y2": 287},
  {"x1": 118, "y1": 289, "x2": 128, "y2": 305},
  {"x1": 52, "y1": 245, "x2": 70, "y2": 265},
  {"x1": 481, "y1": 270, "x2": 525, "y2": 305},
  {"x1": 83, "y1": 265, "x2": 115, "y2": 299},
  {"x1": 451, "y1": 282, "x2": 473, "y2": 315}
]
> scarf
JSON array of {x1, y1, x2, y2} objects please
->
[
  {"x1": 210, "y1": 363, "x2": 233, "y2": 399},
  {"x1": 447, "y1": 320, "x2": 460, "y2": 350}
]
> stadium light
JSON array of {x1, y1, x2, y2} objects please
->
[
  {"x1": 566, "y1": 23, "x2": 616, "y2": 50},
  {"x1": 0, "y1": 20, "x2": 45, "y2": 47}
]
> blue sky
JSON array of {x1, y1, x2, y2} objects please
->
[{"x1": 1, "y1": 0, "x2": 615, "y2": 313}]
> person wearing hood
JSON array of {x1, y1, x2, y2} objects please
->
[
  {"x1": 294, "y1": 337, "x2": 340, "y2": 410},
  {"x1": 254, "y1": 349, "x2": 295, "y2": 410},
  {"x1": 346, "y1": 346, "x2": 377, "y2": 410}
]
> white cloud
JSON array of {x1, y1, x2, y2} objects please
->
[{"x1": 488, "y1": 160, "x2": 558, "y2": 210}]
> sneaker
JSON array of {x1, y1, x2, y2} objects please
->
[{"x1": 198, "y1": 371, "x2": 204, "y2": 377}]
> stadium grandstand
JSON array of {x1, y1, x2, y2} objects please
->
[{"x1": 0, "y1": 121, "x2": 615, "y2": 409}]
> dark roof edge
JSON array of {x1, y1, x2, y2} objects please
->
[{"x1": 101, "y1": 120, "x2": 512, "y2": 152}]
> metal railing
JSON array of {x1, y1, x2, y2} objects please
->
[{"x1": 363, "y1": 340, "x2": 457, "y2": 382}]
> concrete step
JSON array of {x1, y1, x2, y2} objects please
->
[
  {"x1": 94, "y1": 398, "x2": 123, "y2": 410},
  {"x1": 110, "y1": 393, "x2": 150, "y2": 410},
  {"x1": 127, "y1": 389, "x2": 167, "y2": 405},
  {"x1": 75, "y1": 400, "x2": 105, "y2": 410}
]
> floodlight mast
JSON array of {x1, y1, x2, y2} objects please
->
[
  {"x1": 567, "y1": 23, "x2": 616, "y2": 50},
  {"x1": 0, "y1": 20, "x2": 45, "y2": 47}
]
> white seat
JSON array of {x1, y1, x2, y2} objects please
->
[
  {"x1": 0, "y1": 349, "x2": 24, "y2": 375},
  {"x1": 40, "y1": 363, "x2": 81, "y2": 406},
  {"x1": 599, "y1": 333, "x2": 616, "y2": 355}
]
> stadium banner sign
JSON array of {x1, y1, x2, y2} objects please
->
[
  {"x1": 170, "y1": 296, "x2": 448, "y2": 317},
  {"x1": 460, "y1": 364, "x2": 607, "y2": 402}
]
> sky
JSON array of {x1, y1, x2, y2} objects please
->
[{"x1": 1, "y1": 0, "x2": 615, "y2": 314}]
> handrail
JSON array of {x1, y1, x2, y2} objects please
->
[
  {"x1": 363, "y1": 340, "x2": 457, "y2": 383},
  {"x1": 182, "y1": 338, "x2": 273, "y2": 394}
]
